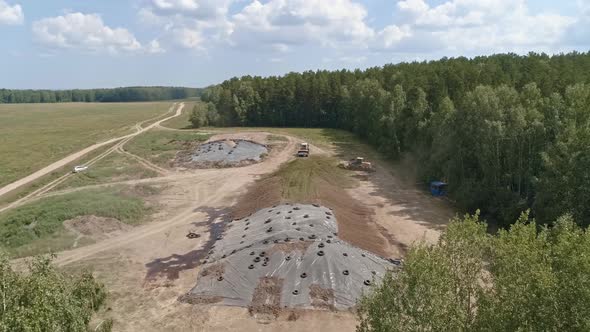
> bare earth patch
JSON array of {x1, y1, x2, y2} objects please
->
[
  {"x1": 249, "y1": 277, "x2": 284, "y2": 320},
  {"x1": 200, "y1": 262, "x2": 225, "y2": 279},
  {"x1": 267, "y1": 241, "x2": 312, "y2": 255},
  {"x1": 309, "y1": 284, "x2": 336, "y2": 311},
  {"x1": 64, "y1": 215, "x2": 131, "y2": 241}
]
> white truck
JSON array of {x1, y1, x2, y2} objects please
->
[
  {"x1": 73, "y1": 165, "x2": 88, "y2": 173},
  {"x1": 297, "y1": 142, "x2": 309, "y2": 157}
]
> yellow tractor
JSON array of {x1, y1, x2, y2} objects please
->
[{"x1": 339, "y1": 157, "x2": 375, "y2": 172}]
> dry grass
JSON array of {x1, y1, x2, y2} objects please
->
[{"x1": 0, "y1": 102, "x2": 172, "y2": 187}]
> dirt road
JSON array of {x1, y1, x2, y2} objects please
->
[
  {"x1": 6, "y1": 128, "x2": 454, "y2": 331},
  {"x1": 54, "y1": 133, "x2": 297, "y2": 266},
  {"x1": 0, "y1": 103, "x2": 184, "y2": 200}
]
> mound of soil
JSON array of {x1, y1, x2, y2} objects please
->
[
  {"x1": 232, "y1": 176, "x2": 389, "y2": 257},
  {"x1": 231, "y1": 176, "x2": 282, "y2": 220},
  {"x1": 64, "y1": 215, "x2": 131, "y2": 239}
]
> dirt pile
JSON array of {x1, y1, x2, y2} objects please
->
[
  {"x1": 232, "y1": 175, "x2": 389, "y2": 257},
  {"x1": 181, "y1": 204, "x2": 399, "y2": 312},
  {"x1": 63, "y1": 215, "x2": 130, "y2": 240}
]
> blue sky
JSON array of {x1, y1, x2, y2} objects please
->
[{"x1": 0, "y1": 0, "x2": 588, "y2": 89}]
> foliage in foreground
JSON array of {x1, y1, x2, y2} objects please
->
[
  {"x1": 357, "y1": 212, "x2": 590, "y2": 332},
  {"x1": 0, "y1": 253, "x2": 110, "y2": 331}
]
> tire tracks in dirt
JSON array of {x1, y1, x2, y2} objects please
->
[
  {"x1": 0, "y1": 103, "x2": 185, "y2": 214},
  {"x1": 52, "y1": 134, "x2": 297, "y2": 266}
]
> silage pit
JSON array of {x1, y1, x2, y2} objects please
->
[
  {"x1": 181, "y1": 204, "x2": 400, "y2": 312},
  {"x1": 190, "y1": 139, "x2": 268, "y2": 167}
]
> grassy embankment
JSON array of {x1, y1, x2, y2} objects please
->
[
  {"x1": 274, "y1": 156, "x2": 354, "y2": 201},
  {"x1": 0, "y1": 102, "x2": 172, "y2": 188},
  {"x1": 0, "y1": 186, "x2": 156, "y2": 258}
]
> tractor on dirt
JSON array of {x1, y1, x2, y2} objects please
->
[
  {"x1": 339, "y1": 157, "x2": 375, "y2": 172},
  {"x1": 297, "y1": 142, "x2": 310, "y2": 157}
]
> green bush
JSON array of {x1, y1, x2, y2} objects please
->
[
  {"x1": 357, "y1": 212, "x2": 590, "y2": 331},
  {"x1": 0, "y1": 253, "x2": 110, "y2": 331}
]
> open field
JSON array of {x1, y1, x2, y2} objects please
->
[{"x1": 0, "y1": 102, "x2": 173, "y2": 187}]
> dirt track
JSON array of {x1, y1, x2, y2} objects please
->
[
  {"x1": 0, "y1": 103, "x2": 183, "y2": 201},
  {"x1": 54, "y1": 134, "x2": 297, "y2": 266},
  {"x1": 0, "y1": 103, "x2": 184, "y2": 214},
  {"x1": 4, "y1": 125, "x2": 454, "y2": 331}
]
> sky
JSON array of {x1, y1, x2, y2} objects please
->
[{"x1": 0, "y1": 0, "x2": 588, "y2": 89}]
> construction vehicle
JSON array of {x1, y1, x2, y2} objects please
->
[
  {"x1": 339, "y1": 157, "x2": 375, "y2": 172},
  {"x1": 297, "y1": 142, "x2": 310, "y2": 157}
]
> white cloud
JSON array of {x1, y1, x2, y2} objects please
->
[
  {"x1": 375, "y1": 25, "x2": 412, "y2": 49},
  {"x1": 390, "y1": 0, "x2": 577, "y2": 53},
  {"x1": 132, "y1": 0, "x2": 586, "y2": 56},
  {"x1": 146, "y1": 39, "x2": 166, "y2": 53},
  {"x1": 172, "y1": 27, "x2": 204, "y2": 49},
  {"x1": 0, "y1": 0, "x2": 23, "y2": 25},
  {"x1": 139, "y1": 0, "x2": 234, "y2": 50},
  {"x1": 147, "y1": 0, "x2": 231, "y2": 19},
  {"x1": 231, "y1": 0, "x2": 375, "y2": 49},
  {"x1": 32, "y1": 13, "x2": 157, "y2": 55}
]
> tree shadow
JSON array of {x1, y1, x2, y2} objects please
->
[{"x1": 318, "y1": 128, "x2": 455, "y2": 234}]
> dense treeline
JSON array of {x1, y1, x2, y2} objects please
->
[
  {"x1": 0, "y1": 86, "x2": 201, "y2": 103},
  {"x1": 201, "y1": 52, "x2": 590, "y2": 227}
]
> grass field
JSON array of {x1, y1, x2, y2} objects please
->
[
  {"x1": 0, "y1": 186, "x2": 153, "y2": 257},
  {"x1": 0, "y1": 102, "x2": 172, "y2": 188},
  {"x1": 125, "y1": 129, "x2": 210, "y2": 166},
  {"x1": 54, "y1": 152, "x2": 160, "y2": 191},
  {"x1": 0, "y1": 143, "x2": 116, "y2": 207},
  {"x1": 274, "y1": 156, "x2": 354, "y2": 201},
  {"x1": 159, "y1": 100, "x2": 201, "y2": 129}
]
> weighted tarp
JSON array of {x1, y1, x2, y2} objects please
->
[
  {"x1": 191, "y1": 140, "x2": 268, "y2": 165},
  {"x1": 183, "y1": 204, "x2": 399, "y2": 310}
]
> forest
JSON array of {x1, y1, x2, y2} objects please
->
[
  {"x1": 200, "y1": 52, "x2": 590, "y2": 227},
  {"x1": 0, "y1": 86, "x2": 201, "y2": 103}
]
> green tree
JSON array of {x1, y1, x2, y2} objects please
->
[
  {"x1": 189, "y1": 104, "x2": 208, "y2": 128},
  {"x1": 357, "y1": 212, "x2": 488, "y2": 332},
  {"x1": 357, "y1": 212, "x2": 590, "y2": 332},
  {"x1": 0, "y1": 253, "x2": 109, "y2": 331}
]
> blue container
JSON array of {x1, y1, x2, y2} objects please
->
[{"x1": 430, "y1": 181, "x2": 448, "y2": 196}]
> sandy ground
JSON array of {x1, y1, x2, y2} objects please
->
[
  {"x1": 347, "y1": 160, "x2": 455, "y2": 258},
  {"x1": 6, "y1": 126, "x2": 455, "y2": 331}
]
